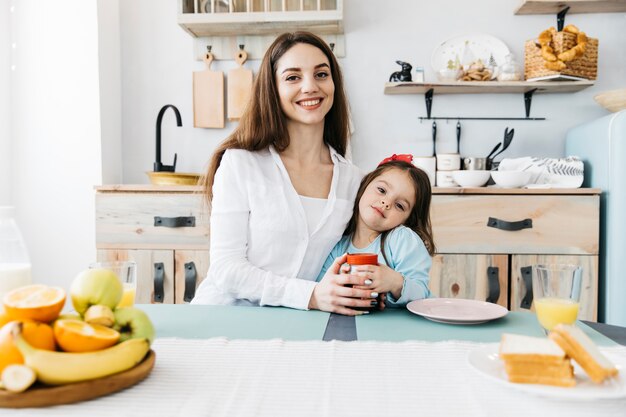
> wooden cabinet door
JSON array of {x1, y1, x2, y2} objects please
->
[
  {"x1": 429, "y1": 254, "x2": 509, "y2": 307},
  {"x1": 174, "y1": 250, "x2": 210, "y2": 304},
  {"x1": 97, "y1": 249, "x2": 175, "y2": 304},
  {"x1": 510, "y1": 255, "x2": 598, "y2": 321}
]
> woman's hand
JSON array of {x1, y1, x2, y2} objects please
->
[
  {"x1": 309, "y1": 254, "x2": 380, "y2": 316},
  {"x1": 352, "y1": 264, "x2": 404, "y2": 301}
]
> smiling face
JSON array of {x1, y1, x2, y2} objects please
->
[
  {"x1": 274, "y1": 43, "x2": 335, "y2": 129},
  {"x1": 357, "y1": 168, "x2": 417, "y2": 234}
]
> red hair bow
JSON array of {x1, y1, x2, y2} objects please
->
[{"x1": 378, "y1": 154, "x2": 414, "y2": 166}]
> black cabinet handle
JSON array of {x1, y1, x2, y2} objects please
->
[
  {"x1": 520, "y1": 266, "x2": 533, "y2": 309},
  {"x1": 486, "y1": 266, "x2": 500, "y2": 304},
  {"x1": 154, "y1": 216, "x2": 196, "y2": 228},
  {"x1": 487, "y1": 217, "x2": 532, "y2": 231},
  {"x1": 153, "y1": 262, "x2": 164, "y2": 303},
  {"x1": 183, "y1": 262, "x2": 197, "y2": 303}
]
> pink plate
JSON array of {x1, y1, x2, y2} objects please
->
[{"x1": 407, "y1": 298, "x2": 508, "y2": 324}]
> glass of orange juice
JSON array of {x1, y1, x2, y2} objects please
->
[
  {"x1": 532, "y1": 264, "x2": 582, "y2": 333},
  {"x1": 89, "y1": 261, "x2": 137, "y2": 307}
]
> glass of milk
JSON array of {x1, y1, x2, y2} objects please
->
[{"x1": 0, "y1": 207, "x2": 32, "y2": 305}]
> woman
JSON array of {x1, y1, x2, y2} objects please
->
[{"x1": 191, "y1": 32, "x2": 376, "y2": 315}]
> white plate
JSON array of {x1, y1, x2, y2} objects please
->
[
  {"x1": 431, "y1": 34, "x2": 510, "y2": 73},
  {"x1": 407, "y1": 298, "x2": 508, "y2": 324},
  {"x1": 468, "y1": 345, "x2": 626, "y2": 400}
]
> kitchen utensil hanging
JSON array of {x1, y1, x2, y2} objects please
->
[
  {"x1": 490, "y1": 127, "x2": 515, "y2": 160},
  {"x1": 487, "y1": 127, "x2": 515, "y2": 170},
  {"x1": 227, "y1": 45, "x2": 253, "y2": 121},
  {"x1": 193, "y1": 47, "x2": 224, "y2": 128},
  {"x1": 432, "y1": 121, "x2": 437, "y2": 156},
  {"x1": 456, "y1": 121, "x2": 462, "y2": 154}
]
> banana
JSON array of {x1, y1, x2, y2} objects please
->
[{"x1": 11, "y1": 322, "x2": 150, "y2": 385}]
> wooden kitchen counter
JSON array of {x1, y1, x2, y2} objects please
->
[{"x1": 96, "y1": 184, "x2": 601, "y2": 195}]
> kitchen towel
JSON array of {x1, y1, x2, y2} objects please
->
[
  {"x1": 498, "y1": 156, "x2": 584, "y2": 188},
  {"x1": 9, "y1": 338, "x2": 626, "y2": 417}
]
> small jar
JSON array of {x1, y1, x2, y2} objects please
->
[
  {"x1": 0, "y1": 207, "x2": 32, "y2": 302},
  {"x1": 497, "y1": 53, "x2": 522, "y2": 81}
]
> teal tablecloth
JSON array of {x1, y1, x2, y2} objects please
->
[
  {"x1": 141, "y1": 304, "x2": 330, "y2": 341},
  {"x1": 140, "y1": 304, "x2": 616, "y2": 346},
  {"x1": 355, "y1": 308, "x2": 616, "y2": 346}
]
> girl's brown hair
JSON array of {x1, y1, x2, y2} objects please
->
[
  {"x1": 201, "y1": 31, "x2": 350, "y2": 203},
  {"x1": 343, "y1": 161, "x2": 436, "y2": 258}
]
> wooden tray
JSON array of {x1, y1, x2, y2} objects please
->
[{"x1": 0, "y1": 350, "x2": 155, "y2": 408}]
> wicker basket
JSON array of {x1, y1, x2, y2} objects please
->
[
  {"x1": 594, "y1": 88, "x2": 626, "y2": 112},
  {"x1": 524, "y1": 32, "x2": 598, "y2": 80}
]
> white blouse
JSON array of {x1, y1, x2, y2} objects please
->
[
  {"x1": 191, "y1": 145, "x2": 363, "y2": 310},
  {"x1": 299, "y1": 195, "x2": 328, "y2": 237}
]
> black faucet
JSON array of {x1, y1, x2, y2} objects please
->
[{"x1": 154, "y1": 104, "x2": 182, "y2": 172}]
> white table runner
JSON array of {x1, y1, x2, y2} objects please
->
[{"x1": 8, "y1": 338, "x2": 626, "y2": 417}]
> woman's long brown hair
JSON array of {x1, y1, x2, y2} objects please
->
[
  {"x1": 201, "y1": 31, "x2": 350, "y2": 204},
  {"x1": 343, "y1": 161, "x2": 436, "y2": 258}
]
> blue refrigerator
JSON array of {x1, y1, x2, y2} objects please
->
[{"x1": 566, "y1": 110, "x2": 626, "y2": 326}]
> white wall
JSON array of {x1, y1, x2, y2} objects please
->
[
  {"x1": 0, "y1": 0, "x2": 11, "y2": 205},
  {"x1": 11, "y1": 0, "x2": 101, "y2": 290},
  {"x1": 117, "y1": 0, "x2": 626, "y2": 181},
  {"x1": 97, "y1": 0, "x2": 122, "y2": 184}
]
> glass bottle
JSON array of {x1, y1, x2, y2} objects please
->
[
  {"x1": 497, "y1": 53, "x2": 522, "y2": 81},
  {"x1": 0, "y1": 206, "x2": 32, "y2": 303}
]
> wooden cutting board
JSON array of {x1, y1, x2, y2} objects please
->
[
  {"x1": 227, "y1": 49, "x2": 253, "y2": 121},
  {"x1": 0, "y1": 350, "x2": 155, "y2": 408},
  {"x1": 193, "y1": 52, "x2": 224, "y2": 128}
]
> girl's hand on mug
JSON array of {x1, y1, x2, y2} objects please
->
[
  {"x1": 309, "y1": 254, "x2": 379, "y2": 316},
  {"x1": 352, "y1": 264, "x2": 404, "y2": 300}
]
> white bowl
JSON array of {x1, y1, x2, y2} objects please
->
[
  {"x1": 451, "y1": 170, "x2": 491, "y2": 187},
  {"x1": 491, "y1": 170, "x2": 532, "y2": 188}
]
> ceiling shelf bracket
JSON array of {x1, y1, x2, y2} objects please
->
[
  {"x1": 557, "y1": 6, "x2": 570, "y2": 31},
  {"x1": 524, "y1": 88, "x2": 538, "y2": 118}
]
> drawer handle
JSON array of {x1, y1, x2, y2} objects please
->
[
  {"x1": 183, "y1": 262, "x2": 197, "y2": 303},
  {"x1": 154, "y1": 216, "x2": 196, "y2": 228},
  {"x1": 520, "y1": 266, "x2": 533, "y2": 309},
  {"x1": 486, "y1": 266, "x2": 500, "y2": 304},
  {"x1": 487, "y1": 217, "x2": 532, "y2": 231},
  {"x1": 153, "y1": 262, "x2": 164, "y2": 303}
]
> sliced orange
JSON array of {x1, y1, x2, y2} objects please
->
[
  {"x1": 53, "y1": 319, "x2": 120, "y2": 352},
  {"x1": 0, "y1": 320, "x2": 56, "y2": 373},
  {"x1": 3, "y1": 285, "x2": 66, "y2": 323}
]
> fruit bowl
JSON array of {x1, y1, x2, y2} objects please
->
[
  {"x1": 146, "y1": 172, "x2": 202, "y2": 186},
  {"x1": 491, "y1": 170, "x2": 532, "y2": 188},
  {"x1": 451, "y1": 170, "x2": 491, "y2": 187},
  {"x1": 0, "y1": 350, "x2": 155, "y2": 408}
]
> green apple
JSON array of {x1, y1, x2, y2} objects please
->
[
  {"x1": 70, "y1": 269, "x2": 123, "y2": 315},
  {"x1": 113, "y1": 307, "x2": 155, "y2": 345}
]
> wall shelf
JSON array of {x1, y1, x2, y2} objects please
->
[
  {"x1": 178, "y1": 1, "x2": 344, "y2": 38},
  {"x1": 515, "y1": 0, "x2": 626, "y2": 15},
  {"x1": 384, "y1": 81, "x2": 594, "y2": 121},
  {"x1": 384, "y1": 81, "x2": 594, "y2": 95}
]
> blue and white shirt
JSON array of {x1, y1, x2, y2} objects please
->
[{"x1": 316, "y1": 225, "x2": 432, "y2": 306}]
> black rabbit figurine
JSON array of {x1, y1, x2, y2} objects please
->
[{"x1": 389, "y1": 61, "x2": 413, "y2": 82}]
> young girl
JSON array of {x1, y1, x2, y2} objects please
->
[{"x1": 317, "y1": 155, "x2": 436, "y2": 307}]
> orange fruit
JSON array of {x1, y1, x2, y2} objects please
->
[
  {"x1": 0, "y1": 320, "x2": 56, "y2": 373},
  {"x1": 53, "y1": 319, "x2": 120, "y2": 353},
  {"x1": 0, "y1": 312, "x2": 11, "y2": 328},
  {"x1": 3, "y1": 284, "x2": 66, "y2": 323}
]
